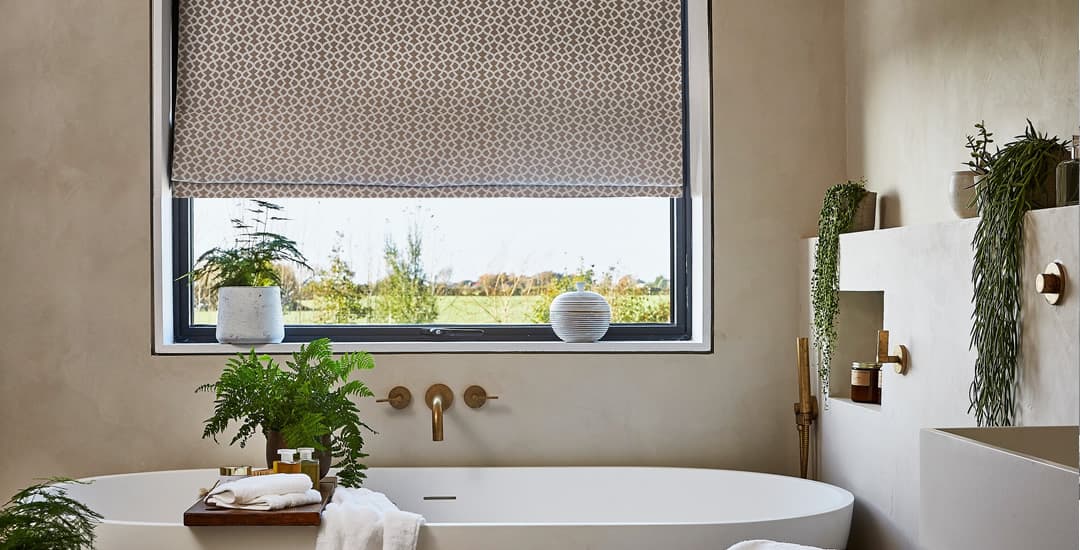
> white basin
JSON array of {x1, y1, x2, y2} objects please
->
[{"x1": 920, "y1": 426, "x2": 1079, "y2": 550}]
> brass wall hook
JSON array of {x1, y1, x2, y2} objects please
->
[
  {"x1": 877, "y1": 329, "x2": 909, "y2": 375},
  {"x1": 1036, "y1": 262, "x2": 1066, "y2": 305},
  {"x1": 376, "y1": 386, "x2": 412, "y2": 409}
]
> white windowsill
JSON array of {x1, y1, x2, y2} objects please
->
[{"x1": 154, "y1": 338, "x2": 711, "y2": 355}]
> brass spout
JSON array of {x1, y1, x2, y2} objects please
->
[
  {"x1": 793, "y1": 337, "x2": 818, "y2": 479},
  {"x1": 432, "y1": 395, "x2": 444, "y2": 441},
  {"x1": 425, "y1": 384, "x2": 454, "y2": 442}
]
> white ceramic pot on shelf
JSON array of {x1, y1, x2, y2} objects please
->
[
  {"x1": 549, "y1": 282, "x2": 611, "y2": 343},
  {"x1": 949, "y1": 170, "x2": 979, "y2": 218},
  {"x1": 215, "y1": 286, "x2": 285, "y2": 344}
]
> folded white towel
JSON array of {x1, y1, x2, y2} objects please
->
[
  {"x1": 206, "y1": 473, "x2": 312, "y2": 505},
  {"x1": 206, "y1": 489, "x2": 322, "y2": 511},
  {"x1": 727, "y1": 541, "x2": 832, "y2": 550},
  {"x1": 317, "y1": 487, "x2": 424, "y2": 550}
]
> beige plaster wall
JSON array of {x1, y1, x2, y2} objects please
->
[
  {"x1": 0, "y1": 1, "x2": 847, "y2": 497},
  {"x1": 845, "y1": 0, "x2": 1079, "y2": 228}
]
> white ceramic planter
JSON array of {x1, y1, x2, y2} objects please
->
[
  {"x1": 550, "y1": 283, "x2": 611, "y2": 343},
  {"x1": 948, "y1": 170, "x2": 979, "y2": 218},
  {"x1": 215, "y1": 286, "x2": 285, "y2": 344}
]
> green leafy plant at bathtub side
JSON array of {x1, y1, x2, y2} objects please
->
[
  {"x1": 0, "y1": 477, "x2": 101, "y2": 550},
  {"x1": 197, "y1": 338, "x2": 376, "y2": 487},
  {"x1": 810, "y1": 180, "x2": 867, "y2": 404},
  {"x1": 969, "y1": 121, "x2": 1065, "y2": 426}
]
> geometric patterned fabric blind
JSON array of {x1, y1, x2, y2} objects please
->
[{"x1": 171, "y1": 1, "x2": 684, "y2": 198}]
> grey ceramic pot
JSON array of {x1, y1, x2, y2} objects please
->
[{"x1": 264, "y1": 430, "x2": 332, "y2": 480}]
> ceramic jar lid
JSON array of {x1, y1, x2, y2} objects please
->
[{"x1": 550, "y1": 282, "x2": 611, "y2": 314}]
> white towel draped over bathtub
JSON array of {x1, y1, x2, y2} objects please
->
[
  {"x1": 727, "y1": 541, "x2": 832, "y2": 550},
  {"x1": 204, "y1": 473, "x2": 319, "y2": 510},
  {"x1": 317, "y1": 488, "x2": 424, "y2": 550}
]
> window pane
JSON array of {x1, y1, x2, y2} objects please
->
[{"x1": 190, "y1": 198, "x2": 672, "y2": 326}]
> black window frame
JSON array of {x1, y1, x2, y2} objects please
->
[{"x1": 170, "y1": 1, "x2": 693, "y2": 345}]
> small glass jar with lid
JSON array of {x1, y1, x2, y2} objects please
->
[{"x1": 851, "y1": 362, "x2": 882, "y2": 404}]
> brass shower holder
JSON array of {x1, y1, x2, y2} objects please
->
[{"x1": 877, "y1": 329, "x2": 909, "y2": 375}]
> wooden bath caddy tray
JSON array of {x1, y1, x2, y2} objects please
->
[{"x1": 184, "y1": 478, "x2": 336, "y2": 527}]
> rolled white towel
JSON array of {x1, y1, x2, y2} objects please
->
[
  {"x1": 727, "y1": 541, "x2": 831, "y2": 550},
  {"x1": 205, "y1": 473, "x2": 312, "y2": 506},
  {"x1": 206, "y1": 489, "x2": 322, "y2": 511}
]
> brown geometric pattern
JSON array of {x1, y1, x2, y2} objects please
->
[{"x1": 171, "y1": 0, "x2": 684, "y2": 199}]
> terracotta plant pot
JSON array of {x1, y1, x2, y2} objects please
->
[{"x1": 264, "y1": 430, "x2": 332, "y2": 480}]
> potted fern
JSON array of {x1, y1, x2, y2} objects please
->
[
  {"x1": 182, "y1": 200, "x2": 309, "y2": 344},
  {"x1": 197, "y1": 338, "x2": 376, "y2": 487},
  {"x1": 0, "y1": 478, "x2": 101, "y2": 549}
]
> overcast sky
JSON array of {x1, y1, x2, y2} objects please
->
[{"x1": 193, "y1": 198, "x2": 671, "y2": 284}]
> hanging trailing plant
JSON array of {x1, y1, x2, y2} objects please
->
[
  {"x1": 811, "y1": 180, "x2": 867, "y2": 402},
  {"x1": 969, "y1": 120, "x2": 1065, "y2": 426}
]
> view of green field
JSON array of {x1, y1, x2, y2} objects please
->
[{"x1": 193, "y1": 295, "x2": 670, "y2": 325}]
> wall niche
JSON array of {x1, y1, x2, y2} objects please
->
[{"x1": 828, "y1": 291, "x2": 884, "y2": 401}]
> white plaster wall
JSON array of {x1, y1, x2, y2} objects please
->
[
  {"x1": 845, "y1": 0, "x2": 1079, "y2": 228},
  {"x1": 801, "y1": 206, "x2": 1080, "y2": 550},
  {"x1": 0, "y1": 1, "x2": 848, "y2": 498}
]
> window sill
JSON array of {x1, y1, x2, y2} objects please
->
[{"x1": 154, "y1": 339, "x2": 711, "y2": 355}]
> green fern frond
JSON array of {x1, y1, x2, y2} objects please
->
[{"x1": 197, "y1": 338, "x2": 377, "y2": 487}]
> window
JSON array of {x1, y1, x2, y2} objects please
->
[
  {"x1": 152, "y1": 0, "x2": 712, "y2": 352},
  {"x1": 173, "y1": 195, "x2": 691, "y2": 343}
]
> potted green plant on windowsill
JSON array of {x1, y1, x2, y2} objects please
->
[
  {"x1": 181, "y1": 199, "x2": 309, "y2": 344},
  {"x1": 197, "y1": 338, "x2": 376, "y2": 487},
  {"x1": 0, "y1": 478, "x2": 101, "y2": 549}
]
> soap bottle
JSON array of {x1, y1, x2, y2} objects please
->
[
  {"x1": 1056, "y1": 134, "x2": 1079, "y2": 206},
  {"x1": 273, "y1": 449, "x2": 301, "y2": 474},
  {"x1": 297, "y1": 447, "x2": 320, "y2": 487}
]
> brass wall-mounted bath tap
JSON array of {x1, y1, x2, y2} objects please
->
[{"x1": 425, "y1": 384, "x2": 454, "y2": 441}]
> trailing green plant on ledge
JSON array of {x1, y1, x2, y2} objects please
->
[
  {"x1": 197, "y1": 338, "x2": 376, "y2": 487},
  {"x1": 969, "y1": 121, "x2": 1065, "y2": 426},
  {"x1": 0, "y1": 478, "x2": 101, "y2": 550},
  {"x1": 811, "y1": 180, "x2": 867, "y2": 402}
]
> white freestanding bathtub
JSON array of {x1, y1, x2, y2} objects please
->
[{"x1": 68, "y1": 467, "x2": 853, "y2": 550}]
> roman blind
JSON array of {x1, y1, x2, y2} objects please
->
[{"x1": 170, "y1": 1, "x2": 684, "y2": 199}]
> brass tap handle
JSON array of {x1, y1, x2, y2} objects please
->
[
  {"x1": 463, "y1": 385, "x2": 499, "y2": 409},
  {"x1": 876, "y1": 330, "x2": 910, "y2": 375},
  {"x1": 376, "y1": 386, "x2": 412, "y2": 409}
]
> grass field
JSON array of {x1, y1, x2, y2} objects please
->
[{"x1": 193, "y1": 295, "x2": 669, "y2": 325}]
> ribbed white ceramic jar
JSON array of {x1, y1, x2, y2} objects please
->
[
  {"x1": 215, "y1": 286, "x2": 285, "y2": 344},
  {"x1": 549, "y1": 282, "x2": 611, "y2": 343}
]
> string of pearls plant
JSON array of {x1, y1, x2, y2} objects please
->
[{"x1": 811, "y1": 180, "x2": 867, "y2": 403}]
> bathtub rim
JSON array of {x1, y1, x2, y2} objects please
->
[{"x1": 72, "y1": 466, "x2": 854, "y2": 528}]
